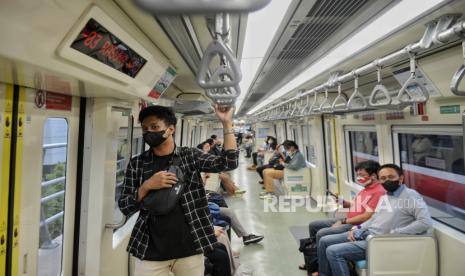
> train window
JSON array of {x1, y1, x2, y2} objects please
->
[
  {"x1": 38, "y1": 118, "x2": 69, "y2": 276},
  {"x1": 347, "y1": 130, "x2": 379, "y2": 182},
  {"x1": 395, "y1": 129, "x2": 465, "y2": 232},
  {"x1": 302, "y1": 124, "x2": 316, "y2": 166}
]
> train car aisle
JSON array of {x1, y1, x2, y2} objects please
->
[{"x1": 226, "y1": 153, "x2": 326, "y2": 276}]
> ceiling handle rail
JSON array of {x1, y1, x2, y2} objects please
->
[
  {"x1": 451, "y1": 38, "x2": 465, "y2": 96},
  {"x1": 395, "y1": 51, "x2": 429, "y2": 103},
  {"x1": 331, "y1": 82, "x2": 348, "y2": 111},
  {"x1": 369, "y1": 63, "x2": 392, "y2": 106},
  {"x1": 347, "y1": 74, "x2": 368, "y2": 110}
]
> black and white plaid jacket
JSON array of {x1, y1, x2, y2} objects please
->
[{"x1": 118, "y1": 146, "x2": 239, "y2": 260}]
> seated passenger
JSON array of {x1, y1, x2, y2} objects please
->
[
  {"x1": 244, "y1": 135, "x2": 254, "y2": 158},
  {"x1": 248, "y1": 136, "x2": 277, "y2": 170},
  {"x1": 300, "y1": 160, "x2": 384, "y2": 272},
  {"x1": 256, "y1": 137, "x2": 282, "y2": 184},
  {"x1": 260, "y1": 140, "x2": 307, "y2": 199},
  {"x1": 317, "y1": 164, "x2": 433, "y2": 276},
  {"x1": 198, "y1": 142, "x2": 246, "y2": 196},
  {"x1": 204, "y1": 226, "x2": 232, "y2": 276}
]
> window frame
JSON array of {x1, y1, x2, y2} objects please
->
[
  {"x1": 392, "y1": 124, "x2": 465, "y2": 233},
  {"x1": 344, "y1": 125, "x2": 379, "y2": 185}
]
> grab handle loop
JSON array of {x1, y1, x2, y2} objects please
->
[
  {"x1": 450, "y1": 39, "x2": 465, "y2": 96},
  {"x1": 196, "y1": 39, "x2": 242, "y2": 89},
  {"x1": 369, "y1": 66, "x2": 392, "y2": 106},
  {"x1": 310, "y1": 91, "x2": 321, "y2": 114},
  {"x1": 332, "y1": 82, "x2": 348, "y2": 111},
  {"x1": 347, "y1": 74, "x2": 368, "y2": 110},
  {"x1": 396, "y1": 53, "x2": 429, "y2": 103},
  {"x1": 320, "y1": 87, "x2": 333, "y2": 113}
]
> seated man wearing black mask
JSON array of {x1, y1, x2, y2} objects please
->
[
  {"x1": 119, "y1": 105, "x2": 238, "y2": 276},
  {"x1": 316, "y1": 164, "x2": 433, "y2": 276}
]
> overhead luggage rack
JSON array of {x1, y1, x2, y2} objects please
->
[{"x1": 252, "y1": 14, "x2": 465, "y2": 121}]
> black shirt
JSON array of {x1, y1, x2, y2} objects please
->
[{"x1": 143, "y1": 153, "x2": 197, "y2": 261}]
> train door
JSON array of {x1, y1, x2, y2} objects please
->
[
  {"x1": 323, "y1": 117, "x2": 340, "y2": 194},
  {"x1": 12, "y1": 85, "x2": 80, "y2": 276}
]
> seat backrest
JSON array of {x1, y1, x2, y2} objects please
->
[
  {"x1": 367, "y1": 234, "x2": 438, "y2": 276},
  {"x1": 283, "y1": 167, "x2": 311, "y2": 196},
  {"x1": 204, "y1": 173, "x2": 221, "y2": 192}
]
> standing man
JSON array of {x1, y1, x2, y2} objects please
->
[{"x1": 119, "y1": 105, "x2": 238, "y2": 276}]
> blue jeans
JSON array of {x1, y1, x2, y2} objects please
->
[
  {"x1": 318, "y1": 232, "x2": 367, "y2": 276},
  {"x1": 309, "y1": 218, "x2": 353, "y2": 244}
]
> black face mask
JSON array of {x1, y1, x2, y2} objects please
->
[
  {"x1": 382, "y1": 180, "x2": 400, "y2": 193},
  {"x1": 143, "y1": 130, "x2": 167, "y2": 148}
]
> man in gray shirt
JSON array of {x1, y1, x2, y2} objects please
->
[{"x1": 317, "y1": 164, "x2": 433, "y2": 276}]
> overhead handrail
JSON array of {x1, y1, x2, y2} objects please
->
[
  {"x1": 450, "y1": 39, "x2": 465, "y2": 96},
  {"x1": 250, "y1": 16, "x2": 465, "y2": 118},
  {"x1": 347, "y1": 74, "x2": 368, "y2": 110},
  {"x1": 369, "y1": 65, "x2": 392, "y2": 106},
  {"x1": 331, "y1": 82, "x2": 348, "y2": 111},
  {"x1": 396, "y1": 51, "x2": 429, "y2": 103},
  {"x1": 319, "y1": 87, "x2": 333, "y2": 113},
  {"x1": 133, "y1": 0, "x2": 272, "y2": 14}
]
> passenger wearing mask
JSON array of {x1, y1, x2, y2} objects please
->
[
  {"x1": 248, "y1": 136, "x2": 277, "y2": 170},
  {"x1": 300, "y1": 160, "x2": 385, "y2": 272},
  {"x1": 317, "y1": 164, "x2": 433, "y2": 276},
  {"x1": 256, "y1": 136, "x2": 282, "y2": 184},
  {"x1": 119, "y1": 105, "x2": 238, "y2": 276},
  {"x1": 260, "y1": 140, "x2": 307, "y2": 199}
]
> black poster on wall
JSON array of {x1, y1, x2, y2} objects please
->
[{"x1": 70, "y1": 18, "x2": 147, "y2": 78}]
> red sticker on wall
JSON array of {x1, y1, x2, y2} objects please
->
[{"x1": 46, "y1": 92, "x2": 72, "y2": 111}]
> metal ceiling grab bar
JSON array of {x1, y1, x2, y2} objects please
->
[
  {"x1": 133, "y1": 0, "x2": 272, "y2": 14},
  {"x1": 347, "y1": 74, "x2": 368, "y2": 110},
  {"x1": 451, "y1": 39, "x2": 465, "y2": 96},
  {"x1": 332, "y1": 82, "x2": 348, "y2": 111},
  {"x1": 369, "y1": 65, "x2": 392, "y2": 106},
  {"x1": 319, "y1": 87, "x2": 333, "y2": 113},
  {"x1": 396, "y1": 51, "x2": 429, "y2": 103}
]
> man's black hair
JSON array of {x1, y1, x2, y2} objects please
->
[
  {"x1": 206, "y1": 138, "x2": 214, "y2": 146},
  {"x1": 138, "y1": 105, "x2": 177, "y2": 126},
  {"x1": 197, "y1": 142, "x2": 208, "y2": 150},
  {"x1": 211, "y1": 134, "x2": 217, "y2": 139},
  {"x1": 282, "y1": 140, "x2": 299, "y2": 150},
  {"x1": 355, "y1": 160, "x2": 380, "y2": 176},
  {"x1": 378, "y1": 163, "x2": 404, "y2": 176}
]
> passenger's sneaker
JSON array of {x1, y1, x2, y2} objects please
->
[
  {"x1": 259, "y1": 191, "x2": 267, "y2": 196},
  {"x1": 259, "y1": 193, "x2": 274, "y2": 200},
  {"x1": 243, "y1": 234, "x2": 264, "y2": 245},
  {"x1": 247, "y1": 165, "x2": 256, "y2": 170},
  {"x1": 234, "y1": 189, "x2": 247, "y2": 194}
]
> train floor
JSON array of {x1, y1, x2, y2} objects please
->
[{"x1": 226, "y1": 152, "x2": 326, "y2": 276}]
